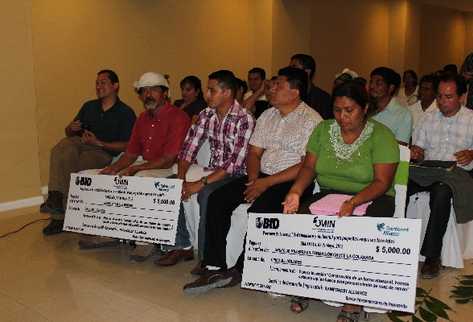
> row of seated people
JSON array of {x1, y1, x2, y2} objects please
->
[{"x1": 39, "y1": 55, "x2": 473, "y2": 321}]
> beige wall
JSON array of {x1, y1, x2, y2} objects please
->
[
  {"x1": 2, "y1": 0, "x2": 473, "y2": 205},
  {"x1": 32, "y1": 0, "x2": 274, "y2": 187},
  {"x1": 419, "y1": 4, "x2": 466, "y2": 74},
  {"x1": 0, "y1": 1, "x2": 41, "y2": 203}
]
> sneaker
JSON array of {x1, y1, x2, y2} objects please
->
[
  {"x1": 155, "y1": 248, "x2": 194, "y2": 266},
  {"x1": 129, "y1": 244, "x2": 158, "y2": 262},
  {"x1": 78, "y1": 235, "x2": 121, "y2": 249},
  {"x1": 183, "y1": 269, "x2": 235, "y2": 295},
  {"x1": 190, "y1": 261, "x2": 208, "y2": 276},
  {"x1": 421, "y1": 257, "x2": 441, "y2": 279},
  {"x1": 42, "y1": 219, "x2": 64, "y2": 236}
]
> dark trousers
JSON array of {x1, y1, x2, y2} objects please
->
[
  {"x1": 203, "y1": 174, "x2": 314, "y2": 270},
  {"x1": 299, "y1": 189, "x2": 395, "y2": 218},
  {"x1": 407, "y1": 180, "x2": 453, "y2": 258}
]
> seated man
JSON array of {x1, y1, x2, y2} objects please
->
[
  {"x1": 78, "y1": 72, "x2": 190, "y2": 257},
  {"x1": 155, "y1": 70, "x2": 255, "y2": 267},
  {"x1": 409, "y1": 74, "x2": 473, "y2": 279},
  {"x1": 183, "y1": 67, "x2": 322, "y2": 294},
  {"x1": 42, "y1": 69, "x2": 136, "y2": 235},
  {"x1": 408, "y1": 73, "x2": 438, "y2": 131},
  {"x1": 242, "y1": 67, "x2": 269, "y2": 118},
  {"x1": 290, "y1": 53, "x2": 332, "y2": 119},
  {"x1": 369, "y1": 67, "x2": 413, "y2": 145}
]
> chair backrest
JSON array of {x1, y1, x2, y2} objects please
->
[
  {"x1": 196, "y1": 139, "x2": 211, "y2": 167},
  {"x1": 393, "y1": 145, "x2": 410, "y2": 218}
]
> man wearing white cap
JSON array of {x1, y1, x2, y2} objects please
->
[{"x1": 78, "y1": 72, "x2": 191, "y2": 254}]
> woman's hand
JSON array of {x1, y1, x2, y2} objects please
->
[
  {"x1": 338, "y1": 199, "x2": 355, "y2": 217},
  {"x1": 282, "y1": 192, "x2": 300, "y2": 214}
]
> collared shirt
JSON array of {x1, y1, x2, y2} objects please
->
[
  {"x1": 414, "y1": 106, "x2": 473, "y2": 170},
  {"x1": 243, "y1": 90, "x2": 267, "y2": 101},
  {"x1": 250, "y1": 101, "x2": 322, "y2": 175},
  {"x1": 408, "y1": 100, "x2": 437, "y2": 129},
  {"x1": 178, "y1": 100, "x2": 255, "y2": 176},
  {"x1": 126, "y1": 103, "x2": 190, "y2": 161},
  {"x1": 74, "y1": 98, "x2": 136, "y2": 156},
  {"x1": 371, "y1": 97, "x2": 412, "y2": 143},
  {"x1": 397, "y1": 86, "x2": 418, "y2": 107}
]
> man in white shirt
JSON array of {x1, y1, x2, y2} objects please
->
[
  {"x1": 410, "y1": 74, "x2": 473, "y2": 279},
  {"x1": 408, "y1": 74, "x2": 438, "y2": 130},
  {"x1": 243, "y1": 67, "x2": 268, "y2": 116},
  {"x1": 183, "y1": 67, "x2": 322, "y2": 294}
]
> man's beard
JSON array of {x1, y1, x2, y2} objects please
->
[{"x1": 144, "y1": 98, "x2": 158, "y2": 110}]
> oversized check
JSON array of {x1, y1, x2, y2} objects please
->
[
  {"x1": 242, "y1": 214, "x2": 421, "y2": 313},
  {"x1": 63, "y1": 174, "x2": 182, "y2": 245}
]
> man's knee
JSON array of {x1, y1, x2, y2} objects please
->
[{"x1": 430, "y1": 182, "x2": 453, "y2": 200}]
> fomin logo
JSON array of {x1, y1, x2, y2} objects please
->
[
  {"x1": 114, "y1": 177, "x2": 128, "y2": 186},
  {"x1": 313, "y1": 216, "x2": 336, "y2": 228},
  {"x1": 255, "y1": 217, "x2": 280, "y2": 229}
]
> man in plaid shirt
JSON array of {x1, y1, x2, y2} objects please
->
[{"x1": 155, "y1": 70, "x2": 255, "y2": 266}]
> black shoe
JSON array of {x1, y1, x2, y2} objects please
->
[
  {"x1": 421, "y1": 257, "x2": 441, "y2": 279},
  {"x1": 39, "y1": 201, "x2": 52, "y2": 213},
  {"x1": 42, "y1": 219, "x2": 64, "y2": 236}
]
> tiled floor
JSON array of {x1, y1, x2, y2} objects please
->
[{"x1": 0, "y1": 207, "x2": 471, "y2": 322}]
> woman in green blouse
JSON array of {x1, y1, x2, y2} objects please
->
[{"x1": 283, "y1": 80, "x2": 399, "y2": 321}]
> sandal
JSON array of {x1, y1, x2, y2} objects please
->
[
  {"x1": 336, "y1": 309, "x2": 361, "y2": 322},
  {"x1": 290, "y1": 296, "x2": 309, "y2": 313}
]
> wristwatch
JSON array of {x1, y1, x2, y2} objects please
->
[{"x1": 200, "y1": 176, "x2": 209, "y2": 186}]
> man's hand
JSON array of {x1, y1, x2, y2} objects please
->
[
  {"x1": 282, "y1": 192, "x2": 300, "y2": 214},
  {"x1": 81, "y1": 130, "x2": 102, "y2": 146},
  {"x1": 182, "y1": 180, "x2": 204, "y2": 201},
  {"x1": 410, "y1": 145, "x2": 424, "y2": 161},
  {"x1": 118, "y1": 166, "x2": 140, "y2": 177},
  {"x1": 243, "y1": 178, "x2": 269, "y2": 202},
  {"x1": 454, "y1": 150, "x2": 473, "y2": 166},
  {"x1": 99, "y1": 166, "x2": 118, "y2": 175},
  {"x1": 67, "y1": 120, "x2": 82, "y2": 133}
]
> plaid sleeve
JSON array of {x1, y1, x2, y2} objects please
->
[
  {"x1": 413, "y1": 112, "x2": 429, "y2": 149},
  {"x1": 222, "y1": 114, "x2": 255, "y2": 175},
  {"x1": 178, "y1": 110, "x2": 208, "y2": 163}
]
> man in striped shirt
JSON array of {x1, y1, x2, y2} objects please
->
[{"x1": 155, "y1": 70, "x2": 255, "y2": 266}]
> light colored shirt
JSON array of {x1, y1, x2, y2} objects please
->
[
  {"x1": 414, "y1": 106, "x2": 473, "y2": 171},
  {"x1": 178, "y1": 100, "x2": 255, "y2": 176},
  {"x1": 243, "y1": 90, "x2": 267, "y2": 101},
  {"x1": 372, "y1": 98, "x2": 413, "y2": 143},
  {"x1": 408, "y1": 100, "x2": 437, "y2": 129},
  {"x1": 397, "y1": 86, "x2": 418, "y2": 107},
  {"x1": 249, "y1": 101, "x2": 322, "y2": 175}
]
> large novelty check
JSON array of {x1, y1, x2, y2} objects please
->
[
  {"x1": 63, "y1": 174, "x2": 182, "y2": 245},
  {"x1": 242, "y1": 214, "x2": 421, "y2": 313}
]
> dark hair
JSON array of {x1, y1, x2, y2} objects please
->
[
  {"x1": 180, "y1": 75, "x2": 203, "y2": 98},
  {"x1": 98, "y1": 69, "x2": 119, "y2": 84},
  {"x1": 419, "y1": 74, "x2": 439, "y2": 92},
  {"x1": 443, "y1": 64, "x2": 458, "y2": 75},
  {"x1": 370, "y1": 67, "x2": 401, "y2": 94},
  {"x1": 291, "y1": 53, "x2": 316, "y2": 79},
  {"x1": 403, "y1": 70, "x2": 418, "y2": 83},
  {"x1": 208, "y1": 70, "x2": 237, "y2": 97},
  {"x1": 248, "y1": 67, "x2": 266, "y2": 80},
  {"x1": 353, "y1": 77, "x2": 367, "y2": 88},
  {"x1": 437, "y1": 74, "x2": 467, "y2": 96},
  {"x1": 236, "y1": 78, "x2": 248, "y2": 94},
  {"x1": 332, "y1": 80, "x2": 369, "y2": 110},
  {"x1": 278, "y1": 66, "x2": 308, "y2": 101}
]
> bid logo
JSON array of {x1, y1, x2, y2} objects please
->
[
  {"x1": 255, "y1": 217, "x2": 280, "y2": 229},
  {"x1": 75, "y1": 176, "x2": 92, "y2": 186}
]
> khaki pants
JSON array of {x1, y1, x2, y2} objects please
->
[{"x1": 49, "y1": 136, "x2": 112, "y2": 217}]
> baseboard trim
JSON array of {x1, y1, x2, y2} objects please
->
[{"x1": 0, "y1": 196, "x2": 44, "y2": 213}]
